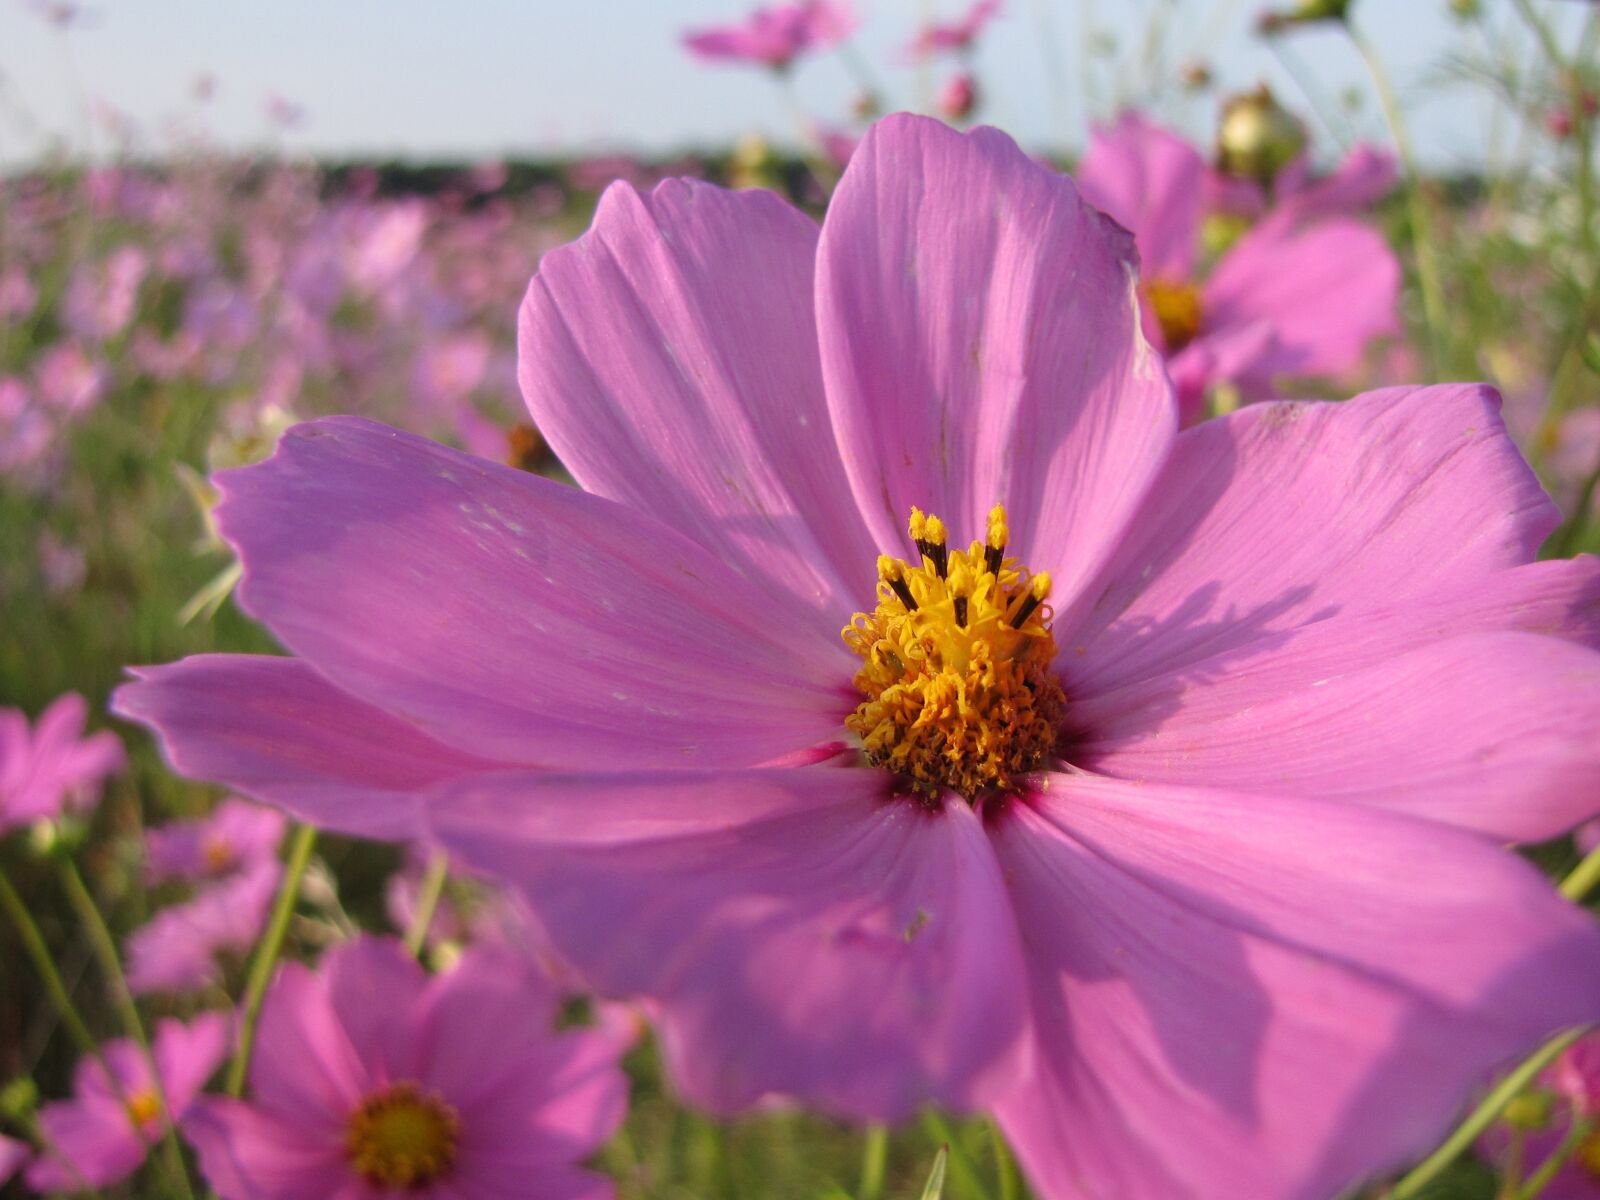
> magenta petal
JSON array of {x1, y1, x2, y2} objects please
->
[
  {"x1": 1075, "y1": 111, "x2": 1205, "y2": 282},
  {"x1": 0, "y1": 1135, "x2": 25, "y2": 1186},
  {"x1": 1077, "y1": 561, "x2": 1600, "y2": 841},
  {"x1": 29, "y1": 1098, "x2": 144, "y2": 1191},
  {"x1": 211, "y1": 418, "x2": 853, "y2": 769},
  {"x1": 1204, "y1": 216, "x2": 1400, "y2": 380},
  {"x1": 322, "y1": 938, "x2": 429, "y2": 1086},
  {"x1": 816, "y1": 113, "x2": 1175, "y2": 604},
  {"x1": 114, "y1": 656, "x2": 500, "y2": 841},
  {"x1": 183, "y1": 1099, "x2": 351, "y2": 1200},
  {"x1": 428, "y1": 767, "x2": 1028, "y2": 1121},
  {"x1": 1065, "y1": 384, "x2": 1560, "y2": 688},
  {"x1": 520, "y1": 178, "x2": 878, "y2": 628},
  {"x1": 990, "y1": 775, "x2": 1600, "y2": 1200},
  {"x1": 248, "y1": 963, "x2": 368, "y2": 1127}
]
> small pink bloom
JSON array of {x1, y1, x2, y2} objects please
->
[
  {"x1": 183, "y1": 937, "x2": 631, "y2": 1200},
  {"x1": 33, "y1": 343, "x2": 108, "y2": 416},
  {"x1": 0, "y1": 268, "x2": 37, "y2": 319},
  {"x1": 28, "y1": 1014, "x2": 229, "y2": 1193},
  {"x1": 264, "y1": 94, "x2": 307, "y2": 129},
  {"x1": 145, "y1": 796, "x2": 286, "y2": 883},
  {"x1": 907, "y1": 0, "x2": 1002, "y2": 59},
  {"x1": 64, "y1": 245, "x2": 149, "y2": 341},
  {"x1": 683, "y1": 0, "x2": 855, "y2": 69},
  {"x1": 410, "y1": 331, "x2": 491, "y2": 414},
  {"x1": 127, "y1": 858, "x2": 282, "y2": 995},
  {"x1": 937, "y1": 72, "x2": 978, "y2": 122},
  {"x1": 0, "y1": 693, "x2": 124, "y2": 835}
]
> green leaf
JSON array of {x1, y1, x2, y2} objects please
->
[{"x1": 919, "y1": 1147, "x2": 949, "y2": 1200}]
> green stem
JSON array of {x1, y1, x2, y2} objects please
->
[
  {"x1": 1387, "y1": 1029, "x2": 1587, "y2": 1198},
  {"x1": 226, "y1": 825, "x2": 315, "y2": 1097},
  {"x1": 987, "y1": 1120, "x2": 1020, "y2": 1200},
  {"x1": 0, "y1": 866, "x2": 102, "y2": 1059},
  {"x1": 403, "y1": 850, "x2": 450, "y2": 959},
  {"x1": 58, "y1": 860, "x2": 195, "y2": 1200},
  {"x1": 858, "y1": 1124, "x2": 888, "y2": 1200},
  {"x1": 1518, "y1": 1116, "x2": 1596, "y2": 1199},
  {"x1": 1346, "y1": 17, "x2": 1449, "y2": 376},
  {"x1": 918, "y1": 1112, "x2": 990, "y2": 1200},
  {"x1": 1561, "y1": 839, "x2": 1600, "y2": 903}
]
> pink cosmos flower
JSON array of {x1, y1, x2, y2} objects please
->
[
  {"x1": 27, "y1": 1014, "x2": 228, "y2": 1192},
  {"x1": 907, "y1": 0, "x2": 1002, "y2": 59},
  {"x1": 1, "y1": 693, "x2": 124, "y2": 835},
  {"x1": 183, "y1": 937, "x2": 631, "y2": 1200},
  {"x1": 937, "y1": 72, "x2": 978, "y2": 122},
  {"x1": 1076, "y1": 110, "x2": 1400, "y2": 420},
  {"x1": 126, "y1": 858, "x2": 282, "y2": 995},
  {"x1": 145, "y1": 795, "x2": 286, "y2": 883},
  {"x1": 683, "y1": 1, "x2": 856, "y2": 69},
  {"x1": 117, "y1": 114, "x2": 1600, "y2": 1199}
]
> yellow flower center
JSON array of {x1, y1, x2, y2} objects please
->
[
  {"x1": 123, "y1": 1089, "x2": 162, "y2": 1129},
  {"x1": 345, "y1": 1082, "x2": 460, "y2": 1189},
  {"x1": 201, "y1": 834, "x2": 235, "y2": 872},
  {"x1": 1144, "y1": 279, "x2": 1204, "y2": 352},
  {"x1": 843, "y1": 505, "x2": 1065, "y2": 801}
]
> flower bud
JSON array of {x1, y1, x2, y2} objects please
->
[
  {"x1": 938, "y1": 72, "x2": 978, "y2": 123},
  {"x1": 1216, "y1": 85, "x2": 1307, "y2": 185}
]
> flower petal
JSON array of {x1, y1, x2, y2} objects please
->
[
  {"x1": 427, "y1": 767, "x2": 1028, "y2": 1121},
  {"x1": 212, "y1": 418, "x2": 855, "y2": 769},
  {"x1": 323, "y1": 937, "x2": 429, "y2": 1086},
  {"x1": 990, "y1": 775, "x2": 1600, "y2": 1200},
  {"x1": 1076, "y1": 561, "x2": 1600, "y2": 841},
  {"x1": 519, "y1": 178, "x2": 878, "y2": 629},
  {"x1": 183, "y1": 1099, "x2": 352, "y2": 1200},
  {"x1": 249, "y1": 962, "x2": 369, "y2": 1127},
  {"x1": 1203, "y1": 216, "x2": 1400, "y2": 380},
  {"x1": 1075, "y1": 111, "x2": 1204, "y2": 282},
  {"x1": 816, "y1": 113, "x2": 1175, "y2": 605},
  {"x1": 114, "y1": 655, "x2": 499, "y2": 841},
  {"x1": 1064, "y1": 384, "x2": 1560, "y2": 690}
]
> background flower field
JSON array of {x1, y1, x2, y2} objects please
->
[{"x1": 3, "y1": 1, "x2": 1600, "y2": 1198}]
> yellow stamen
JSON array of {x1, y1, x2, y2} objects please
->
[
  {"x1": 843, "y1": 506, "x2": 1066, "y2": 800},
  {"x1": 124, "y1": 1089, "x2": 161, "y2": 1129},
  {"x1": 1580, "y1": 1126, "x2": 1600, "y2": 1178},
  {"x1": 345, "y1": 1082, "x2": 460, "y2": 1189},
  {"x1": 201, "y1": 834, "x2": 235, "y2": 872},
  {"x1": 1145, "y1": 279, "x2": 1204, "y2": 352}
]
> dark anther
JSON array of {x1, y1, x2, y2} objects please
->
[
  {"x1": 953, "y1": 595, "x2": 968, "y2": 627},
  {"x1": 1011, "y1": 592, "x2": 1044, "y2": 627},
  {"x1": 927, "y1": 542, "x2": 949, "y2": 579},
  {"x1": 984, "y1": 544, "x2": 1003, "y2": 576},
  {"x1": 889, "y1": 577, "x2": 919, "y2": 611}
]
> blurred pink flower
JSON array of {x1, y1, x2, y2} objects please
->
[
  {"x1": 1076, "y1": 111, "x2": 1400, "y2": 420},
  {"x1": 0, "y1": 375, "x2": 52, "y2": 475},
  {"x1": 120, "y1": 114, "x2": 1600, "y2": 1200},
  {"x1": 410, "y1": 331, "x2": 491, "y2": 414},
  {"x1": 126, "y1": 858, "x2": 282, "y2": 995},
  {"x1": 65, "y1": 245, "x2": 149, "y2": 341},
  {"x1": 937, "y1": 71, "x2": 978, "y2": 121},
  {"x1": 1479, "y1": 1032, "x2": 1600, "y2": 1198},
  {"x1": 907, "y1": 0, "x2": 1001, "y2": 59},
  {"x1": 0, "y1": 693, "x2": 123, "y2": 835},
  {"x1": 33, "y1": 343, "x2": 108, "y2": 415},
  {"x1": 683, "y1": 0, "x2": 856, "y2": 69},
  {"x1": 36, "y1": 529, "x2": 87, "y2": 595},
  {"x1": 0, "y1": 1136, "x2": 27, "y2": 1185},
  {"x1": 145, "y1": 796, "x2": 286, "y2": 883},
  {"x1": 27, "y1": 1014, "x2": 229, "y2": 1192},
  {"x1": 264, "y1": 94, "x2": 307, "y2": 130},
  {"x1": 0, "y1": 268, "x2": 37, "y2": 319},
  {"x1": 183, "y1": 937, "x2": 631, "y2": 1199}
]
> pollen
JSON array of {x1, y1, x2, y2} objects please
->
[
  {"x1": 201, "y1": 834, "x2": 235, "y2": 872},
  {"x1": 123, "y1": 1089, "x2": 162, "y2": 1129},
  {"x1": 843, "y1": 505, "x2": 1066, "y2": 801},
  {"x1": 345, "y1": 1081, "x2": 460, "y2": 1189},
  {"x1": 1145, "y1": 278, "x2": 1204, "y2": 352}
]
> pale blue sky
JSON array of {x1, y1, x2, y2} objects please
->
[{"x1": 0, "y1": 1, "x2": 1584, "y2": 169}]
